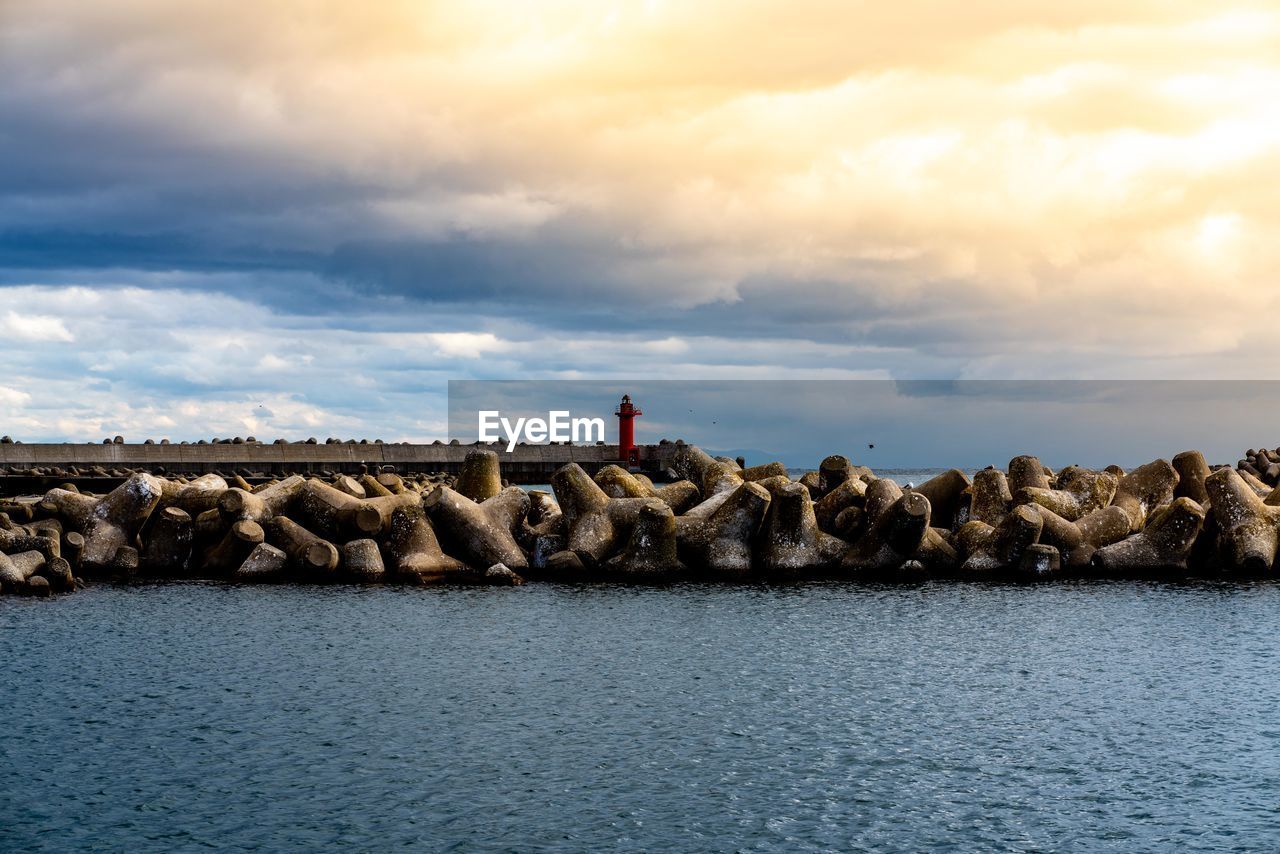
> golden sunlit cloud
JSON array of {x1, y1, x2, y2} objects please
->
[{"x1": 2, "y1": 0, "x2": 1279, "y2": 382}]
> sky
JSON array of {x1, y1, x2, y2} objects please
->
[{"x1": 1, "y1": 1, "x2": 1278, "y2": 447}]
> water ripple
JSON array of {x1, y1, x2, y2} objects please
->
[{"x1": 3, "y1": 581, "x2": 1280, "y2": 851}]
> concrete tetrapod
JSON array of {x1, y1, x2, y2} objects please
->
[
  {"x1": 479, "y1": 563, "x2": 522, "y2": 585},
  {"x1": 266, "y1": 516, "x2": 340, "y2": 579},
  {"x1": 1027, "y1": 504, "x2": 1132, "y2": 568},
  {"x1": 670, "y1": 443, "x2": 719, "y2": 488},
  {"x1": 594, "y1": 465, "x2": 700, "y2": 514},
  {"x1": 201, "y1": 520, "x2": 266, "y2": 575},
  {"x1": 1111, "y1": 460, "x2": 1180, "y2": 532},
  {"x1": 1015, "y1": 544, "x2": 1062, "y2": 581},
  {"x1": 384, "y1": 505, "x2": 467, "y2": 583},
  {"x1": 157, "y1": 474, "x2": 228, "y2": 517},
  {"x1": 39, "y1": 556, "x2": 74, "y2": 592},
  {"x1": 1205, "y1": 468, "x2": 1280, "y2": 573},
  {"x1": 862, "y1": 478, "x2": 904, "y2": 526},
  {"x1": 604, "y1": 500, "x2": 686, "y2": 580},
  {"x1": 1091, "y1": 497, "x2": 1206, "y2": 574},
  {"x1": 478, "y1": 486, "x2": 531, "y2": 541},
  {"x1": 23, "y1": 575, "x2": 51, "y2": 597},
  {"x1": 342, "y1": 539, "x2": 386, "y2": 583},
  {"x1": 0, "y1": 550, "x2": 56, "y2": 596},
  {"x1": 0, "y1": 504, "x2": 29, "y2": 525},
  {"x1": 813, "y1": 477, "x2": 867, "y2": 535},
  {"x1": 140, "y1": 506, "x2": 193, "y2": 575},
  {"x1": 550, "y1": 463, "x2": 619, "y2": 566},
  {"x1": 526, "y1": 490, "x2": 562, "y2": 530},
  {"x1": 632, "y1": 473, "x2": 657, "y2": 491},
  {"x1": 741, "y1": 461, "x2": 789, "y2": 482},
  {"x1": 830, "y1": 506, "x2": 866, "y2": 542},
  {"x1": 0, "y1": 553, "x2": 23, "y2": 593},
  {"x1": 521, "y1": 491, "x2": 564, "y2": 558},
  {"x1": 958, "y1": 505, "x2": 1043, "y2": 576},
  {"x1": 0, "y1": 527, "x2": 57, "y2": 562},
  {"x1": 677, "y1": 481, "x2": 771, "y2": 580},
  {"x1": 1009, "y1": 455, "x2": 1052, "y2": 494},
  {"x1": 232, "y1": 543, "x2": 290, "y2": 583},
  {"x1": 62, "y1": 531, "x2": 84, "y2": 571},
  {"x1": 376, "y1": 473, "x2": 409, "y2": 495},
  {"x1": 527, "y1": 532, "x2": 565, "y2": 574},
  {"x1": 601, "y1": 496, "x2": 673, "y2": 542},
  {"x1": 79, "y1": 473, "x2": 166, "y2": 575},
  {"x1": 856, "y1": 485, "x2": 944, "y2": 573},
  {"x1": 756, "y1": 480, "x2": 845, "y2": 577},
  {"x1": 423, "y1": 485, "x2": 529, "y2": 571},
  {"x1": 350, "y1": 492, "x2": 422, "y2": 537},
  {"x1": 542, "y1": 549, "x2": 589, "y2": 581},
  {"x1": 970, "y1": 469, "x2": 1012, "y2": 526},
  {"x1": 33, "y1": 523, "x2": 62, "y2": 557},
  {"x1": 596, "y1": 464, "x2": 652, "y2": 499},
  {"x1": 218, "y1": 475, "x2": 305, "y2": 524},
  {"x1": 107, "y1": 545, "x2": 139, "y2": 579},
  {"x1": 360, "y1": 474, "x2": 395, "y2": 498},
  {"x1": 797, "y1": 471, "x2": 821, "y2": 497},
  {"x1": 9, "y1": 440, "x2": 1280, "y2": 588},
  {"x1": 193, "y1": 508, "x2": 227, "y2": 545},
  {"x1": 1019, "y1": 468, "x2": 1117, "y2": 522},
  {"x1": 455, "y1": 448, "x2": 503, "y2": 502},
  {"x1": 1240, "y1": 469, "x2": 1273, "y2": 497},
  {"x1": 40, "y1": 488, "x2": 99, "y2": 534},
  {"x1": 679, "y1": 488, "x2": 736, "y2": 522},
  {"x1": 910, "y1": 469, "x2": 971, "y2": 530},
  {"x1": 702, "y1": 461, "x2": 745, "y2": 499},
  {"x1": 817, "y1": 455, "x2": 852, "y2": 495},
  {"x1": 332, "y1": 475, "x2": 367, "y2": 499},
  {"x1": 296, "y1": 479, "x2": 382, "y2": 542},
  {"x1": 1172, "y1": 450, "x2": 1211, "y2": 505},
  {"x1": 915, "y1": 527, "x2": 960, "y2": 573},
  {"x1": 8, "y1": 550, "x2": 46, "y2": 583},
  {"x1": 841, "y1": 492, "x2": 931, "y2": 578}
]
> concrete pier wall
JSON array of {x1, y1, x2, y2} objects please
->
[{"x1": 0, "y1": 441, "x2": 679, "y2": 490}]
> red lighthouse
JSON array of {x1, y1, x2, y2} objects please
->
[{"x1": 615, "y1": 394, "x2": 642, "y2": 468}]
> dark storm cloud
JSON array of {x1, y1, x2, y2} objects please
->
[
  {"x1": 0, "y1": 229, "x2": 318, "y2": 273},
  {"x1": 2, "y1": 0, "x2": 1277, "y2": 443}
]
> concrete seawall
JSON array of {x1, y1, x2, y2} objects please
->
[{"x1": 0, "y1": 441, "x2": 679, "y2": 490}]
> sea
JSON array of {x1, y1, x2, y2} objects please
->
[{"x1": 4, "y1": 579, "x2": 1280, "y2": 851}]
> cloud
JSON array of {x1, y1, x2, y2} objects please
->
[
  {"x1": 0, "y1": 284, "x2": 925, "y2": 440},
  {"x1": 0, "y1": 0, "x2": 1278, "y2": 441},
  {"x1": 418, "y1": 332, "x2": 512, "y2": 359},
  {"x1": 0, "y1": 385, "x2": 32, "y2": 406},
  {"x1": 0, "y1": 310, "x2": 74, "y2": 342}
]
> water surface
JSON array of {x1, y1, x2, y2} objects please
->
[{"x1": 4, "y1": 582, "x2": 1280, "y2": 851}]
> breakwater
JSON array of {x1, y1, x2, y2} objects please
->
[
  {"x1": 2, "y1": 443, "x2": 1278, "y2": 597},
  {"x1": 0, "y1": 437, "x2": 676, "y2": 491}
]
